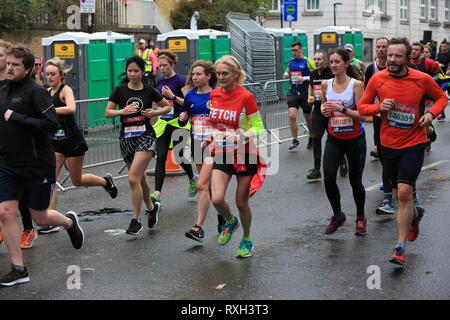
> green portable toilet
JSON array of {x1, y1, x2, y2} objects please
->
[
  {"x1": 313, "y1": 26, "x2": 364, "y2": 61},
  {"x1": 265, "y1": 28, "x2": 308, "y2": 97},
  {"x1": 157, "y1": 29, "x2": 230, "y2": 75}
]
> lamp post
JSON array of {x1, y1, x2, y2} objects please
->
[{"x1": 333, "y1": 2, "x2": 343, "y2": 26}]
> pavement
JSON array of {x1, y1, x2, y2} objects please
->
[{"x1": 0, "y1": 118, "x2": 449, "y2": 301}]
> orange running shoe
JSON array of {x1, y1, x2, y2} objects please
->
[
  {"x1": 389, "y1": 247, "x2": 406, "y2": 266},
  {"x1": 20, "y1": 230, "x2": 38, "y2": 249},
  {"x1": 408, "y1": 207, "x2": 424, "y2": 242}
]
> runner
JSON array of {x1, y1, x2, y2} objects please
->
[
  {"x1": 152, "y1": 49, "x2": 197, "y2": 205},
  {"x1": 178, "y1": 61, "x2": 226, "y2": 242},
  {"x1": 305, "y1": 50, "x2": 334, "y2": 180},
  {"x1": 105, "y1": 55, "x2": 170, "y2": 235},
  {"x1": 359, "y1": 38, "x2": 448, "y2": 266},
  {"x1": 365, "y1": 37, "x2": 388, "y2": 161},
  {"x1": 136, "y1": 39, "x2": 157, "y2": 88},
  {"x1": 320, "y1": 47, "x2": 367, "y2": 235},
  {"x1": 209, "y1": 55, "x2": 265, "y2": 258},
  {"x1": 0, "y1": 39, "x2": 38, "y2": 249},
  {"x1": 0, "y1": 46, "x2": 84, "y2": 287},
  {"x1": 283, "y1": 41, "x2": 315, "y2": 151},
  {"x1": 42, "y1": 57, "x2": 118, "y2": 234}
]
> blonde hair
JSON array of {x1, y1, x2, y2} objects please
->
[
  {"x1": 215, "y1": 55, "x2": 246, "y2": 85},
  {"x1": 0, "y1": 39, "x2": 13, "y2": 50},
  {"x1": 45, "y1": 57, "x2": 72, "y2": 80}
]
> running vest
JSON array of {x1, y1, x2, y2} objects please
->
[
  {"x1": 136, "y1": 48, "x2": 153, "y2": 73},
  {"x1": 51, "y1": 84, "x2": 80, "y2": 141},
  {"x1": 326, "y1": 78, "x2": 364, "y2": 140},
  {"x1": 408, "y1": 58, "x2": 434, "y2": 77}
]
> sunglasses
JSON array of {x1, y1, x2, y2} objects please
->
[{"x1": 35, "y1": 63, "x2": 41, "y2": 66}]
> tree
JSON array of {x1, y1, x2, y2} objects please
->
[{"x1": 171, "y1": 0, "x2": 261, "y2": 30}]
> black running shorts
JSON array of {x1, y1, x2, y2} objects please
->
[
  {"x1": 119, "y1": 132, "x2": 157, "y2": 163},
  {"x1": 287, "y1": 92, "x2": 313, "y2": 114},
  {"x1": 0, "y1": 164, "x2": 55, "y2": 211}
]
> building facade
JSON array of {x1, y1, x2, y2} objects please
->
[{"x1": 264, "y1": 0, "x2": 450, "y2": 60}]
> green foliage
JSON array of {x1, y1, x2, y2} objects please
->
[{"x1": 171, "y1": 0, "x2": 261, "y2": 30}]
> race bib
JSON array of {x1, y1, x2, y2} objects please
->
[
  {"x1": 290, "y1": 71, "x2": 303, "y2": 85},
  {"x1": 210, "y1": 123, "x2": 237, "y2": 149},
  {"x1": 313, "y1": 84, "x2": 322, "y2": 101},
  {"x1": 387, "y1": 103, "x2": 416, "y2": 130},
  {"x1": 124, "y1": 125, "x2": 146, "y2": 138},
  {"x1": 53, "y1": 129, "x2": 68, "y2": 141},
  {"x1": 330, "y1": 112, "x2": 354, "y2": 133},
  {"x1": 160, "y1": 99, "x2": 174, "y2": 119},
  {"x1": 191, "y1": 117, "x2": 211, "y2": 141}
]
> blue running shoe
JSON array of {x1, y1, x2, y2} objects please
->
[
  {"x1": 379, "y1": 184, "x2": 384, "y2": 191},
  {"x1": 236, "y1": 240, "x2": 253, "y2": 258},
  {"x1": 376, "y1": 200, "x2": 395, "y2": 215},
  {"x1": 218, "y1": 216, "x2": 239, "y2": 245}
]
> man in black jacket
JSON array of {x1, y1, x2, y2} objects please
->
[{"x1": 0, "y1": 46, "x2": 84, "y2": 287}]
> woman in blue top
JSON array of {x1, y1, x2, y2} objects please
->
[{"x1": 179, "y1": 61, "x2": 226, "y2": 242}]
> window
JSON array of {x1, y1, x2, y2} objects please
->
[
  {"x1": 306, "y1": 0, "x2": 320, "y2": 11},
  {"x1": 430, "y1": 0, "x2": 437, "y2": 20},
  {"x1": 364, "y1": 0, "x2": 386, "y2": 14},
  {"x1": 268, "y1": 0, "x2": 280, "y2": 12},
  {"x1": 377, "y1": 0, "x2": 386, "y2": 14},
  {"x1": 445, "y1": 0, "x2": 450, "y2": 21},
  {"x1": 364, "y1": 0, "x2": 371, "y2": 11},
  {"x1": 420, "y1": 0, "x2": 427, "y2": 19},
  {"x1": 400, "y1": 0, "x2": 409, "y2": 21}
]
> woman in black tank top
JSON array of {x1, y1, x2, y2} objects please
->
[{"x1": 42, "y1": 58, "x2": 118, "y2": 231}]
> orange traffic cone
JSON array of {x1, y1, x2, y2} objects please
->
[{"x1": 165, "y1": 149, "x2": 183, "y2": 173}]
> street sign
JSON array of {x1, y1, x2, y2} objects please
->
[
  {"x1": 80, "y1": 0, "x2": 96, "y2": 14},
  {"x1": 284, "y1": 0, "x2": 298, "y2": 22}
]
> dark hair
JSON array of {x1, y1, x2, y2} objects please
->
[
  {"x1": 314, "y1": 49, "x2": 329, "y2": 60},
  {"x1": 291, "y1": 41, "x2": 303, "y2": 48},
  {"x1": 6, "y1": 46, "x2": 34, "y2": 74},
  {"x1": 388, "y1": 37, "x2": 412, "y2": 59},
  {"x1": 157, "y1": 49, "x2": 178, "y2": 65},
  {"x1": 412, "y1": 42, "x2": 424, "y2": 52},
  {"x1": 120, "y1": 55, "x2": 147, "y2": 84},
  {"x1": 329, "y1": 47, "x2": 363, "y2": 80},
  {"x1": 186, "y1": 60, "x2": 217, "y2": 90}
]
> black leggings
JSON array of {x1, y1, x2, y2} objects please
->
[
  {"x1": 19, "y1": 201, "x2": 33, "y2": 231},
  {"x1": 323, "y1": 133, "x2": 366, "y2": 217},
  {"x1": 155, "y1": 124, "x2": 194, "y2": 192},
  {"x1": 311, "y1": 102, "x2": 346, "y2": 170}
]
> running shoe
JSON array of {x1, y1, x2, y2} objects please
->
[
  {"x1": 146, "y1": 202, "x2": 161, "y2": 229},
  {"x1": 324, "y1": 212, "x2": 346, "y2": 234},
  {"x1": 389, "y1": 247, "x2": 406, "y2": 266},
  {"x1": 339, "y1": 159, "x2": 348, "y2": 177},
  {"x1": 370, "y1": 146, "x2": 379, "y2": 159},
  {"x1": 150, "y1": 191, "x2": 161, "y2": 204},
  {"x1": 408, "y1": 206, "x2": 425, "y2": 242},
  {"x1": 66, "y1": 211, "x2": 84, "y2": 249},
  {"x1": 376, "y1": 200, "x2": 396, "y2": 215},
  {"x1": 306, "y1": 137, "x2": 313, "y2": 150},
  {"x1": 437, "y1": 113, "x2": 446, "y2": 122},
  {"x1": 306, "y1": 168, "x2": 321, "y2": 180},
  {"x1": 217, "y1": 214, "x2": 226, "y2": 233},
  {"x1": 37, "y1": 226, "x2": 61, "y2": 234},
  {"x1": 103, "y1": 173, "x2": 118, "y2": 199},
  {"x1": 428, "y1": 124, "x2": 437, "y2": 142},
  {"x1": 0, "y1": 231, "x2": 2, "y2": 246},
  {"x1": 218, "y1": 216, "x2": 240, "y2": 245},
  {"x1": 20, "y1": 230, "x2": 38, "y2": 249},
  {"x1": 126, "y1": 219, "x2": 143, "y2": 235},
  {"x1": 355, "y1": 217, "x2": 367, "y2": 235},
  {"x1": 185, "y1": 225, "x2": 205, "y2": 242},
  {"x1": 188, "y1": 175, "x2": 199, "y2": 197},
  {"x1": 288, "y1": 139, "x2": 300, "y2": 152},
  {"x1": 236, "y1": 239, "x2": 253, "y2": 258},
  {"x1": 379, "y1": 184, "x2": 384, "y2": 191},
  {"x1": 0, "y1": 265, "x2": 29, "y2": 287}
]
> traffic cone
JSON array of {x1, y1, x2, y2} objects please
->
[{"x1": 165, "y1": 149, "x2": 183, "y2": 173}]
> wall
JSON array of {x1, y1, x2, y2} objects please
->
[{"x1": 155, "y1": 0, "x2": 181, "y2": 24}]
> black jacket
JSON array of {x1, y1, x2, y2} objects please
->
[{"x1": 0, "y1": 77, "x2": 59, "y2": 167}]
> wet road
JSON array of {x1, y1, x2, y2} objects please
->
[{"x1": 0, "y1": 120, "x2": 449, "y2": 300}]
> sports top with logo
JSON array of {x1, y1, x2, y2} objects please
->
[
  {"x1": 325, "y1": 78, "x2": 364, "y2": 140},
  {"x1": 286, "y1": 57, "x2": 314, "y2": 96},
  {"x1": 109, "y1": 83, "x2": 163, "y2": 139},
  {"x1": 359, "y1": 68, "x2": 448, "y2": 150},
  {"x1": 182, "y1": 88, "x2": 212, "y2": 141},
  {"x1": 156, "y1": 74, "x2": 186, "y2": 120},
  {"x1": 309, "y1": 66, "x2": 334, "y2": 102},
  {"x1": 209, "y1": 86, "x2": 264, "y2": 152}
]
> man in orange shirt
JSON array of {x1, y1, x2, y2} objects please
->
[{"x1": 359, "y1": 38, "x2": 447, "y2": 266}]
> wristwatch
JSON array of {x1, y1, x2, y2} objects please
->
[
  {"x1": 341, "y1": 107, "x2": 347, "y2": 114},
  {"x1": 172, "y1": 95, "x2": 177, "y2": 101}
]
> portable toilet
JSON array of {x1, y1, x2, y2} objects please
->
[
  {"x1": 265, "y1": 28, "x2": 308, "y2": 97},
  {"x1": 313, "y1": 26, "x2": 363, "y2": 61},
  {"x1": 42, "y1": 31, "x2": 134, "y2": 128},
  {"x1": 157, "y1": 29, "x2": 231, "y2": 76}
]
